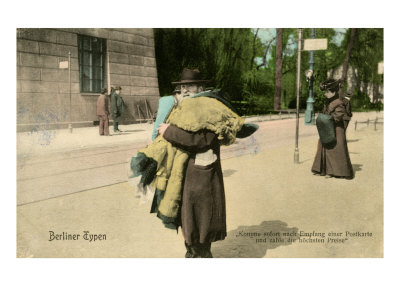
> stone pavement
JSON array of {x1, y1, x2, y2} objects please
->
[
  {"x1": 17, "y1": 111, "x2": 383, "y2": 156},
  {"x1": 16, "y1": 112, "x2": 383, "y2": 258}
]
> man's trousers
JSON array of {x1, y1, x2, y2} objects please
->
[{"x1": 98, "y1": 115, "x2": 109, "y2": 136}]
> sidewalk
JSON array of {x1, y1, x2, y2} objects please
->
[
  {"x1": 17, "y1": 111, "x2": 383, "y2": 157},
  {"x1": 17, "y1": 122, "x2": 155, "y2": 158}
]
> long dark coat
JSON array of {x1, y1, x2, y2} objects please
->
[
  {"x1": 110, "y1": 92, "x2": 124, "y2": 119},
  {"x1": 163, "y1": 125, "x2": 227, "y2": 246},
  {"x1": 311, "y1": 97, "x2": 354, "y2": 178}
]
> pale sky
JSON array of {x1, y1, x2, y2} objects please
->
[{"x1": 253, "y1": 28, "x2": 347, "y2": 66}]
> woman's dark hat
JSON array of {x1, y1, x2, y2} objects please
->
[
  {"x1": 101, "y1": 87, "x2": 108, "y2": 94},
  {"x1": 171, "y1": 68, "x2": 211, "y2": 85},
  {"x1": 319, "y1": 79, "x2": 342, "y2": 92},
  {"x1": 114, "y1": 86, "x2": 122, "y2": 90}
]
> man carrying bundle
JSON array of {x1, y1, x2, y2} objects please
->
[{"x1": 130, "y1": 68, "x2": 258, "y2": 258}]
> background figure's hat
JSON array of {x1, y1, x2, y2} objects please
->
[
  {"x1": 172, "y1": 86, "x2": 181, "y2": 94},
  {"x1": 171, "y1": 68, "x2": 212, "y2": 85},
  {"x1": 101, "y1": 87, "x2": 108, "y2": 94},
  {"x1": 114, "y1": 86, "x2": 122, "y2": 90},
  {"x1": 344, "y1": 91, "x2": 353, "y2": 98}
]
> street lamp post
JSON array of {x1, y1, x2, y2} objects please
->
[
  {"x1": 68, "y1": 51, "x2": 72, "y2": 133},
  {"x1": 305, "y1": 28, "x2": 315, "y2": 126},
  {"x1": 294, "y1": 30, "x2": 327, "y2": 164}
]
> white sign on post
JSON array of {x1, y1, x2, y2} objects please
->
[
  {"x1": 378, "y1": 62, "x2": 384, "y2": 74},
  {"x1": 59, "y1": 61, "x2": 69, "y2": 69},
  {"x1": 303, "y1": 38, "x2": 328, "y2": 51}
]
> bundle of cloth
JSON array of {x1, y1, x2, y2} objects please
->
[{"x1": 129, "y1": 92, "x2": 257, "y2": 228}]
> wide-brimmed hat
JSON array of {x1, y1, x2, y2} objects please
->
[
  {"x1": 114, "y1": 86, "x2": 122, "y2": 90},
  {"x1": 171, "y1": 68, "x2": 211, "y2": 85}
]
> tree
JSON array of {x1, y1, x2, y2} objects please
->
[
  {"x1": 274, "y1": 28, "x2": 283, "y2": 110},
  {"x1": 340, "y1": 28, "x2": 357, "y2": 98}
]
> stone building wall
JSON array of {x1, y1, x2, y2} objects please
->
[{"x1": 17, "y1": 28, "x2": 160, "y2": 131}]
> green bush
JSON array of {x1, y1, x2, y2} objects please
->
[
  {"x1": 241, "y1": 69, "x2": 275, "y2": 115},
  {"x1": 351, "y1": 91, "x2": 383, "y2": 112}
]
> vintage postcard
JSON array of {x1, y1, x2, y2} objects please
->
[{"x1": 16, "y1": 28, "x2": 383, "y2": 259}]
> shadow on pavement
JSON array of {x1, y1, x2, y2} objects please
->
[
  {"x1": 347, "y1": 139, "x2": 360, "y2": 143},
  {"x1": 212, "y1": 220, "x2": 298, "y2": 258},
  {"x1": 109, "y1": 130, "x2": 144, "y2": 136},
  {"x1": 299, "y1": 158, "x2": 312, "y2": 165},
  {"x1": 223, "y1": 169, "x2": 237, "y2": 177},
  {"x1": 123, "y1": 129, "x2": 145, "y2": 133}
]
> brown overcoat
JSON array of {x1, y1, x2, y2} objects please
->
[
  {"x1": 163, "y1": 125, "x2": 227, "y2": 246},
  {"x1": 311, "y1": 97, "x2": 354, "y2": 178},
  {"x1": 96, "y1": 94, "x2": 109, "y2": 116}
]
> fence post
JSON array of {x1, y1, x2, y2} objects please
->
[
  {"x1": 367, "y1": 119, "x2": 369, "y2": 127},
  {"x1": 375, "y1": 117, "x2": 378, "y2": 131},
  {"x1": 279, "y1": 111, "x2": 282, "y2": 120},
  {"x1": 355, "y1": 120, "x2": 357, "y2": 131}
]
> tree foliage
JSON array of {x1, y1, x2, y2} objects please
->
[
  {"x1": 349, "y1": 28, "x2": 384, "y2": 110},
  {"x1": 153, "y1": 28, "x2": 384, "y2": 115},
  {"x1": 154, "y1": 28, "x2": 263, "y2": 110}
]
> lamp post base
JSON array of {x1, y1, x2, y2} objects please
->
[{"x1": 294, "y1": 148, "x2": 299, "y2": 164}]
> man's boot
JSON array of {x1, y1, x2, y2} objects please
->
[
  {"x1": 184, "y1": 242, "x2": 201, "y2": 258},
  {"x1": 184, "y1": 242, "x2": 192, "y2": 258},
  {"x1": 186, "y1": 243, "x2": 213, "y2": 258},
  {"x1": 199, "y1": 243, "x2": 213, "y2": 258},
  {"x1": 113, "y1": 121, "x2": 119, "y2": 132}
]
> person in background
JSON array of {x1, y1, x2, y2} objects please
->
[
  {"x1": 110, "y1": 86, "x2": 125, "y2": 133},
  {"x1": 311, "y1": 79, "x2": 354, "y2": 179},
  {"x1": 96, "y1": 87, "x2": 110, "y2": 136}
]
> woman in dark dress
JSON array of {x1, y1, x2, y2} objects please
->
[{"x1": 311, "y1": 79, "x2": 354, "y2": 179}]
